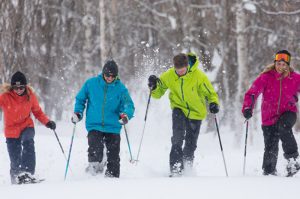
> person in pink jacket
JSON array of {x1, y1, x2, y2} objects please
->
[{"x1": 242, "y1": 50, "x2": 300, "y2": 177}]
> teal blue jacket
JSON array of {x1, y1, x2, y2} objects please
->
[{"x1": 74, "y1": 74, "x2": 135, "y2": 134}]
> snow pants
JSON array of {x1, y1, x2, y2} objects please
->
[
  {"x1": 6, "y1": 127, "x2": 36, "y2": 184},
  {"x1": 87, "y1": 130, "x2": 120, "y2": 177},
  {"x1": 170, "y1": 108, "x2": 201, "y2": 173},
  {"x1": 262, "y1": 111, "x2": 299, "y2": 174}
]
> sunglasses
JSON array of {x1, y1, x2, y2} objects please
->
[
  {"x1": 12, "y1": 85, "x2": 26, "y2": 91},
  {"x1": 275, "y1": 53, "x2": 290, "y2": 63},
  {"x1": 104, "y1": 73, "x2": 116, "y2": 78}
]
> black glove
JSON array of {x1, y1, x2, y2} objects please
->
[
  {"x1": 71, "y1": 113, "x2": 82, "y2": 124},
  {"x1": 119, "y1": 113, "x2": 129, "y2": 125},
  {"x1": 209, "y1": 102, "x2": 219, "y2": 114},
  {"x1": 46, "y1": 121, "x2": 56, "y2": 130},
  {"x1": 148, "y1": 75, "x2": 158, "y2": 91},
  {"x1": 243, "y1": 109, "x2": 252, "y2": 120}
]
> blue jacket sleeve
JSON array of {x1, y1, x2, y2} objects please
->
[
  {"x1": 74, "y1": 81, "x2": 88, "y2": 116},
  {"x1": 120, "y1": 88, "x2": 135, "y2": 119}
]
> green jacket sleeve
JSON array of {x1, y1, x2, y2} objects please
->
[
  {"x1": 199, "y1": 72, "x2": 219, "y2": 105},
  {"x1": 151, "y1": 71, "x2": 169, "y2": 99}
]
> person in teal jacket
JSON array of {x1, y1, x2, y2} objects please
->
[{"x1": 72, "y1": 60, "x2": 135, "y2": 178}]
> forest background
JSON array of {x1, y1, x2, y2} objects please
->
[{"x1": 1, "y1": 0, "x2": 300, "y2": 142}]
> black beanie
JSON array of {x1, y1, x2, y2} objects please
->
[
  {"x1": 102, "y1": 60, "x2": 118, "y2": 77},
  {"x1": 11, "y1": 71, "x2": 27, "y2": 86}
]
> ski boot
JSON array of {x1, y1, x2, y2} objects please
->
[
  {"x1": 263, "y1": 169, "x2": 277, "y2": 176},
  {"x1": 16, "y1": 172, "x2": 42, "y2": 184},
  {"x1": 169, "y1": 163, "x2": 183, "y2": 178},
  {"x1": 104, "y1": 170, "x2": 119, "y2": 178},
  {"x1": 286, "y1": 158, "x2": 300, "y2": 177},
  {"x1": 85, "y1": 162, "x2": 105, "y2": 176},
  {"x1": 169, "y1": 170, "x2": 183, "y2": 178}
]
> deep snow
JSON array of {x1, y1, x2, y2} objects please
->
[{"x1": 1, "y1": 93, "x2": 300, "y2": 199}]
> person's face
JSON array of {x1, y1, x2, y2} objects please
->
[
  {"x1": 12, "y1": 85, "x2": 26, "y2": 95},
  {"x1": 104, "y1": 73, "x2": 116, "y2": 83},
  {"x1": 275, "y1": 60, "x2": 289, "y2": 74},
  {"x1": 175, "y1": 66, "x2": 188, "y2": 77}
]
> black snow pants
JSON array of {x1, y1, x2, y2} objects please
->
[
  {"x1": 6, "y1": 128, "x2": 36, "y2": 184},
  {"x1": 170, "y1": 108, "x2": 201, "y2": 173},
  {"x1": 87, "y1": 130, "x2": 120, "y2": 177},
  {"x1": 262, "y1": 111, "x2": 299, "y2": 174}
]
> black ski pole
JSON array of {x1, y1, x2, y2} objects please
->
[
  {"x1": 124, "y1": 125, "x2": 134, "y2": 163},
  {"x1": 64, "y1": 124, "x2": 76, "y2": 180},
  {"x1": 53, "y1": 130, "x2": 68, "y2": 161},
  {"x1": 243, "y1": 95, "x2": 254, "y2": 176},
  {"x1": 214, "y1": 115, "x2": 229, "y2": 177},
  {"x1": 243, "y1": 120, "x2": 249, "y2": 176},
  {"x1": 135, "y1": 90, "x2": 152, "y2": 162}
]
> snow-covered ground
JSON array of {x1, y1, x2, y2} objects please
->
[{"x1": 1, "y1": 93, "x2": 300, "y2": 199}]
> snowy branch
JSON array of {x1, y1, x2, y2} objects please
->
[
  {"x1": 190, "y1": 4, "x2": 220, "y2": 10},
  {"x1": 133, "y1": 0, "x2": 169, "y2": 19},
  {"x1": 260, "y1": 7, "x2": 300, "y2": 15}
]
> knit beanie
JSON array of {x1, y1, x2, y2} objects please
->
[
  {"x1": 11, "y1": 71, "x2": 27, "y2": 86},
  {"x1": 102, "y1": 60, "x2": 118, "y2": 77}
]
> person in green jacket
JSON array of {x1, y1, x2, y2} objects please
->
[{"x1": 148, "y1": 52, "x2": 219, "y2": 176}]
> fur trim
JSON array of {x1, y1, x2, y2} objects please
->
[
  {"x1": 0, "y1": 83, "x2": 12, "y2": 93},
  {"x1": 0, "y1": 83, "x2": 34, "y2": 101},
  {"x1": 261, "y1": 63, "x2": 294, "y2": 77}
]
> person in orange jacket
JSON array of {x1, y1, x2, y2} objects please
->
[{"x1": 0, "y1": 71, "x2": 56, "y2": 184}]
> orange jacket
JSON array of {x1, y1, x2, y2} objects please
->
[{"x1": 0, "y1": 87, "x2": 49, "y2": 138}]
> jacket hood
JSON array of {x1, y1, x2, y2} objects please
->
[
  {"x1": 187, "y1": 52, "x2": 200, "y2": 72},
  {"x1": 1, "y1": 83, "x2": 34, "y2": 100},
  {"x1": 0, "y1": 83, "x2": 12, "y2": 93},
  {"x1": 267, "y1": 69, "x2": 293, "y2": 80}
]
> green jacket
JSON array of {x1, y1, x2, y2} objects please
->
[{"x1": 151, "y1": 53, "x2": 219, "y2": 120}]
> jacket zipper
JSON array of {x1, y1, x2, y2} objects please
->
[
  {"x1": 102, "y1": 84, "x2": 108, "y2": 126},
  {"x1": 203, "y1": 83, "x2": 212, "y2": 94},
  {"x1": 181, "y1": 79, "x2": 185, "y2": 100},
  {"x1": 276, "y1": 78, "x2": 282, "y2": 115},
  {"x1": 180, "y1": 78, "x2": 190, "y2": 117}
]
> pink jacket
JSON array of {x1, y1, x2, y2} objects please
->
[{"x1": 242, "y1": 70, "x2": 300, "y2": 126}]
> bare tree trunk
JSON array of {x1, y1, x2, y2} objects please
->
[
  {"x1": 236, "y1": 3, "x2": 248, "y2": 105},
  {"x1": 108, "y1": 0, "x2": 117, "y2": 58},
  {"x1": 99, "y1": 0, "x2": 106, "y2": 67},
  {"x1": 173, "y1": 0, "x2": 188, "y2": 51},
  {"x1": 234, "y1": 3, "x2": 248, "y2": 142},
  {"x1": 13, "y1": 0, "x2": 26, "y2": 70},
  {"x1": 83, "y1": 0, "x2": 95, "y2": 76},
  {"x1": 218, "y1": 0, "x2": 231, "y2": 123}
]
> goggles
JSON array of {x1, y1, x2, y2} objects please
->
[
  {"x1": 275, "y1": 53, "x2": 290, "y2": 63},
  {"x1": 12, "y1": 85, "x2": 26, "y2": 91}
]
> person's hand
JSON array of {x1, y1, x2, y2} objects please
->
[
  {"x1": 148, "y1": 75, "x2": 158, "y2": 91},
  {"x1": 119, "y1": 113, "x2": 129, "y2": 125},
  {"x1": 46, "y1": 121, "x2": 56, "y2": 130},
  {"x1": 243, "y1": 109, "x2": 252, "y2": 120},
  {"x1": 209, "y1": 102, "x2": 219, "y2": 114},
  {"x1": 71, "y1": 113, "x2": 82, "y2": 124}
]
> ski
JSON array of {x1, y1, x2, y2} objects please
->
[
  {"x1": 286, "y1": 170, "x2": 300, "y2": 177},
  {"x1": 17, "y1": 178, "x2": 45, "y2": 185},
  {"x1": 31, "y1": 178, "x2": 45, "y2": 184},
  {"x1": 168, "y1": 172, "x2": 183, "y2": 178}
]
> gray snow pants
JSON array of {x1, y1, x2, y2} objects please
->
[{"x1": 170, "y1": 108, "x2": 201, "y2": 173}]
